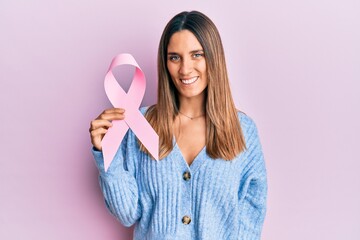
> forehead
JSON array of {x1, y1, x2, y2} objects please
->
[{"x1": 167, "y1": 30, "x2": 203, "y2": 52}]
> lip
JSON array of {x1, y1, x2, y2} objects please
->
[{"x1": 180, "y1": 76, "x2": 199, "y2": 85}]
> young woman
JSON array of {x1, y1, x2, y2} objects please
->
[{"x1": 89, "y1": 11, "x2": 267, "y2": 240}]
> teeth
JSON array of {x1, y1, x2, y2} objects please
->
[{"x1": 181, "y1": 77, "x2": 198, "y2": 85}]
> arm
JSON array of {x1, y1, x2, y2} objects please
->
[
  {"x1": 92, "y1": 130, "x2": 142, "y2": 227},
  {"x1": 90, "y1": 108, "x2": 142, "y2": 227},
  {"x1": 238, "y1": 118, "x2": 267, "y2": 240}
]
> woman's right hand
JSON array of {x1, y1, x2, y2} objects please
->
[{"x1": 89, "y1": 108, "x2": 125, "y2": 151}]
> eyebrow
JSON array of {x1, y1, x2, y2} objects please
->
[{"x1": 167, "y1": 49, "x2": 204, "y2": 55}]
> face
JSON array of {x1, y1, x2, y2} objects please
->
[{"x1": 167, "y1": 30, "x2": 208, "y2": 100}]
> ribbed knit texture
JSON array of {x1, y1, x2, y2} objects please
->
[{"x1": 92, "y1": 107, "x2": 267, "y2": 240}]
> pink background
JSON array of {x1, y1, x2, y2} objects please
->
[{"x1": 1, "y1": 0, "x2": 359, "y2": 239}]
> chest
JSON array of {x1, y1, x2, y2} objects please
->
[
  {"x1": 137, "y1": 151, "x2": 245, "y2": 204},
  {"x1": 174, "y1": 118, "x2": 206, "y2": 166}
]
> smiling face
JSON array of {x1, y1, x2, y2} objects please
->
[{"x1": 166, "y1": 30, "x2": 208, "y2": 100}]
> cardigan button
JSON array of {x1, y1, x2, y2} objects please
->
[
  {"x1": 182, "y1": 215, "x2": 191, "y2": 225},
  {"x1": 183, "y1": 171, "x2": 191, "y2": 181}
]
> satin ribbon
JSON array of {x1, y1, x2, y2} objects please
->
[{"x1": 102, "y1": 53, "x2": 159, "y2": 171}]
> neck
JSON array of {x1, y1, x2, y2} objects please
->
[{"x1": 178, "y1": 94, "x2": 206, "y2": 117}]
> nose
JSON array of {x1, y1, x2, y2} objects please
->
[{"x1": 179, "y1": 57, "x2": 193, "y2": 76}]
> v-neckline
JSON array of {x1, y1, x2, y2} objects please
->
[{"x1": 172, "y1": 136, "x2": 207, "y2": 172}]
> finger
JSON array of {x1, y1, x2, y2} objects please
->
[
  {"x1": 97, "y1": 112, "x2": 125, "y2": 121},
  {"x1": 90, "y1": 127, "x2": 108, "y2": 138},
  {"x1": 90, "y1": 119, "x2": 113, "y2": 132},
  {"x1": 90, "y1": 127, "x2": 108, "y2": 151},
  {"x1": 103, "y1": 108, "x2": 125, "y2": 114}
]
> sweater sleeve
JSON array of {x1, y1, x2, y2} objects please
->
[
  {"x1": 91, "y1": 129, "x2": 142, "y2": 227},
  {"x1": 238, "y1": 117, "x2": 267, "y2": 240}
]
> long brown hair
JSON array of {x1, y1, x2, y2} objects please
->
[{"x1": 140, "y1": 11, "x2": 246, "y2": 160}]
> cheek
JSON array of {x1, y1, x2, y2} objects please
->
[
  {"x1": 202, "y1": 61, "x2": 207, "y2": 73},
  {"x1": 200, "y1": 62, "x2": 208, "y2": 84},
  {"x1": 197, "y1": 60, "x2": 207, "y2": 74},
  {"x1": 166, "y1": 62, "x2": 176, "y2": 76}
]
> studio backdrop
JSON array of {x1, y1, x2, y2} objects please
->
[{"x1": 1, "y1": 0, "x2": 359, "y2": 239}]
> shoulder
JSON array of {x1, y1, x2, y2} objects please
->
[
  {"x1": 139, "y1": 105, "x2": 157, "y2": 115},
  {"x1": 236, "y1": 110, "x2": 261, "y2": 148},
  {"x1": 139, "y1": 105, "x2": 155, "y2": 116},
  {"x1": 237, "y1": 110, "x2": 257, "y2": 132},
  {"x1": 237, "y1": 111, "x2": 266, "y2": 180},
  {"x1": 139, "y1": 106, "x2": 150, "y2": 115}
]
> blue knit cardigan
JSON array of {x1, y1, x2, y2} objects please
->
[{"x1": 92, "y1": 108, "x2": 267, "y2": 240}]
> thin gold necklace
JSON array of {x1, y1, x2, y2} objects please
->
[{"x1": 178, "y1": 111, "x2": 205, "y2": 120}]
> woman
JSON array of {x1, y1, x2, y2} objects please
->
[{"x1": 90, "y1": 11, "x2": 267, "y2": 240}]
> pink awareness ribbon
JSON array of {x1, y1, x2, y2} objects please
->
[{"x1": 101, "y1": 53, "x2": 159, "y2": 171}]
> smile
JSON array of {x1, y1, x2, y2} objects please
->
[{"x1": 180, "y1": 76, "x2": 198, "y2": 85}]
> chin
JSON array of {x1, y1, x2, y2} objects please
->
[{"x1": 179, "y1": 91, "x2": 206, "y2": 99}]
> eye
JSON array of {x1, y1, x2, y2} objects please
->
[
  {"x1": 169, "y1": 55, "x2": 180, "y2": 62},
  {"x1": 193, "y1": 52, "x2": 204, "y2": 58}
]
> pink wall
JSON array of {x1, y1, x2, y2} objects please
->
[{"x1": 1, "y1": 0, "x2": 359, "y2": 239}]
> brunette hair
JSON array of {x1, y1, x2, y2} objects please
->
[{"x1": 140, "y1": 10, "x2": 246, "y2": 160}]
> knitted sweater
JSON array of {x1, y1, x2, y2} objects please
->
[{"x1": 92, "y1": 107, "x2": 267, "y2": 240}]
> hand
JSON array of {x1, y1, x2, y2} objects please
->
[{"x1": 89, "y1": 108, "x2": 125, "y2": 151}]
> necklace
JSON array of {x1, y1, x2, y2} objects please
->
[{"x1": 178, "y1": 111, "x2": 205, "y2": 120}]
